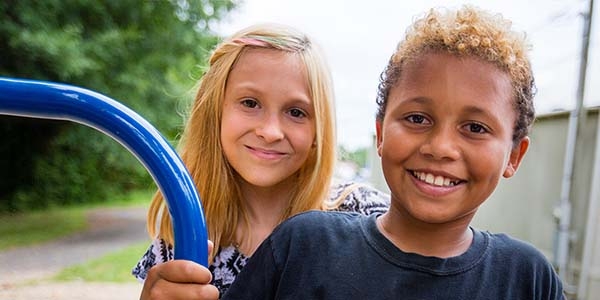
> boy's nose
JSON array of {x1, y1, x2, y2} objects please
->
[
  {"x1": 256, "y1": 114, "x2": 284, "y2": 143},
  {"x1": 419, "y1": 127, "x2": 461, "y2": 161}
]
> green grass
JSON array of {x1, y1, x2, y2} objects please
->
[
  {"x1": 0, "y1": 189, "x2": 153, "y2": 251},
  {"x1": 0, "y1": 207, "x2": 87, "y2": 251},
  {"x1": 53, "y1": 241, "x2": 149, "y2": 283}
]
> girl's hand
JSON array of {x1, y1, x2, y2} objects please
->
[{"x1": 140, "y1": 241, "x2": 219, "y2": 300}]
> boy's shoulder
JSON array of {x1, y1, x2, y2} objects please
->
[
  {"x1": 485, "y1": 231, "x2": 543, "y2": 254},
  {"x1": 479, "y1": 231, "x2": 564, "y2": 296},
  {"x1": 481, "y1": 230, "x2": 556, "y2": 270}
]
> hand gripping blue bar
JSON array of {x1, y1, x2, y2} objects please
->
[{"x1": 0, "y1": 77, "x2": 208, "y2": 266}]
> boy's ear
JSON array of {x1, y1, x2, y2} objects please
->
[
  {"x1": 503, "y1": 136, "x2": 530, "y2": 178},
  {"x1": 375, "y1": 121, "x2": 383, "y2": 157}
]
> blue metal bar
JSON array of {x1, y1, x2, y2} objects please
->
[{"x1": 0, "y1": 77, "x2": 208, "y2": 266}]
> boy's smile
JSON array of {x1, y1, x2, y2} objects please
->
[
  {"x1": 409, "y1": 170, "x2": 464, "y2": 187},
  {"x1": 408, "y1": 169, "x2": 466, "y2": 197},
  {"x1": 376, "y1": 52, "x2": 529, "y2": 226}
]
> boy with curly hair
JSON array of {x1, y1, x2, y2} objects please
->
[{"x1": 222, "y1": 6, "x2": 565, "y2": 299}]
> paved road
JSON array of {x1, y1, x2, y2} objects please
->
[{"x1": 0, "y1": 206, "x2": 150, "y2": 299}]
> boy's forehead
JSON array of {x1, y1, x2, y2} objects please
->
[
  {"x1": 396, "y1": 53, "x2": 511, "y2": 91},
  {"x1": 389, "y1": 53, "x2": 514, "y2": 115}
]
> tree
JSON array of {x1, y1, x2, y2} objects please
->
[
  {"x1": 0, "y1": 0, "x2": 236, "y2": 211},
  {"x1": 338, "y1": 146, "x2": 369, "y2": 168}
]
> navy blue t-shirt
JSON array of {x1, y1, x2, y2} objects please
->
[{"x1": 223, "y1": 211, "x2": 565, "y2": 299}]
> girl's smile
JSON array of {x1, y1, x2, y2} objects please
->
[{"x1": 245, "y1": 145, "x2": 288, "y2": 161}]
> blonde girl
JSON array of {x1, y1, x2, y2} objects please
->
[{"x1": 134, "y1": 23, "x2": 388, "y2": 299}]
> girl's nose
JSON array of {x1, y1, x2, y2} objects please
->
[{"x1": 256, "y1": 114, "x2": 284, "y2": 143}]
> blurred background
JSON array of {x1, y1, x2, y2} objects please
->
[{"x1": 0, "y1": 1, "x2": 598, "y2": 299}]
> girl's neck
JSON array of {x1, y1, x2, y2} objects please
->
[
  {"x1": 235, "y1": 180, "x2": 294, "y2": 256},
  {"x1": 241, "y1": 179, "x2": 293, "y2": 221},
  {"x1": 376, "y1": 207, "x2": 474, "y2": 258}
]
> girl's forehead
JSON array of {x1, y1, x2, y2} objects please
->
[
  {"x1": 236, "y1": 47, "x2": 298, "y2": 65},
  {"x1": 229, "y1": 48, "x2": 307, "y2": 83}
]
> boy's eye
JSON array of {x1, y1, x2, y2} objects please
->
[
  {"x1": 406, "y1": 114, "x2": 428, "y2": 124},
  {"x1": 241, "y1": 99, "x2": 259, "y2": 108},
  {"x1": 289, "y1": 108, "x2": 307, "y2": 118},
  {"x1": 466, "y1": 123, "x2": 488, "y2": 134}
]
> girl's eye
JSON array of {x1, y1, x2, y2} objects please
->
[
  {"x1": 241, "y1": 99, "x2": 259, "y2": 108},
  {"x1": 406, "y1": 114, "x2": 428, "y2": 124},
  {"x1": 289, "y1": 108, "x2": 307, "y2": 118},
  {"x1": 466, "y1": 123, "x2": 488, "y2": 134}
]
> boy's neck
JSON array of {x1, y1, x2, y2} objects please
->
[{"x1": 376, "y1": 209, "x2": 474, "y2": 258}]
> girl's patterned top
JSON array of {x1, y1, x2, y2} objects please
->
[{"x1": 132, "y1": 181, "x2": 390, "y2": 297}]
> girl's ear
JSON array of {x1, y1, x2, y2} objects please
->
[
  {"x1": 375, "y1": 120, "x2": 383, "y2": 157},
  {"x1": 503, "y1": 136, "x2": 530, "y2": 178}
]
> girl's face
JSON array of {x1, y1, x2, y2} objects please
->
[
  {"x1": 221, "y1": 48, "x2": 315, "y2": 191},
  {"x1": 376, "y1": 52, "x2": 529, "y2": 227}
]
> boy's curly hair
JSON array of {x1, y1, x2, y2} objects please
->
[{"x1": 376, "y1": 5, "x2": 535, "y2": 144}]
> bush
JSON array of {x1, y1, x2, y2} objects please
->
[{"x1": 2, "y1": 126, "x2": 153, "y2": 211}]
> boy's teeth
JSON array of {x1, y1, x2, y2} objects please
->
[
  {"x1": 425, "y1": 173, "x2": 434, "y2": 184},
  {"x1": 413, "y1": 171, "x2": 459, "y2": 187}
]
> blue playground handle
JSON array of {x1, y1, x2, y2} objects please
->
[{"x1": 0, "y1": 77, "x2": 208, "y2": 266}]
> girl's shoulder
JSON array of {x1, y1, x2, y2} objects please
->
[
  {"x1": 132, "y1": 238, "x2": 173, "y2": 281},
  {"x1": 210, "y1": 245, "x2": 249, "y2": 296},
  {"x1": 326, "y1": 181, "x2": 390, "y2": 215}
]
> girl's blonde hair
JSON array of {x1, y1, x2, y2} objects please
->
[
  {"x1": 147, "y1": 23, "x2": 337, "y2": 261},
  {"x1": 376, "y1": 5, "x2": 535, "y2": 144}
]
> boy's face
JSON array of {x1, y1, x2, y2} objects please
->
[{"x1": 376, "y1": 52, "x2": 529, "y2": 226}]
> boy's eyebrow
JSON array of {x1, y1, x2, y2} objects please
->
[
  {"x1": 461, "y1": 105, "x2": 501, "y2": 119},
  {"x1": 401, "y1": 96, "x2": 433, "y2": 105},
  {"x1": 401, "y1": 98, "x2": 501, "y2": 119},
  {"x1": 462, "y1": 105, "x2": 488, "y2": 115}
]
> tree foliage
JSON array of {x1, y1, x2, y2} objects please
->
[
  {"x1": 0, "y1": 0, "x2": 236, "y2": 211},
  {"x1": 338, "y1": 146, "x2": 369, "y2": 168}
]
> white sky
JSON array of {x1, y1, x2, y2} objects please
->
[{"x1": 214, "y1": 0, "x2": 599, "y2": 150}]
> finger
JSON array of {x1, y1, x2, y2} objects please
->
[
  {"x1": 150, "y1": 260, "x2": 213, "y2": 284},
  {"x1": 208, "y1": 240, "x2": 214, "y2": 257},
  {"x1": 142, "y1": 280, "x2": 220, "y2": 300}
]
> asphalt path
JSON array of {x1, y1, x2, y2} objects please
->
[{"x1": 0, "y1": 206, "x2": 150, "y2": 299}]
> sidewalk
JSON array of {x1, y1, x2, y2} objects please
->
[{"x1": 0, "y1": 206, "x2": 149, "y2": 300}]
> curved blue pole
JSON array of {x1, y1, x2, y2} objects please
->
[{"x1": 0, "y1": 77, "x2": 208, "y2": 266}]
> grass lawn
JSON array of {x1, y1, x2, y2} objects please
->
[
  {"x1": 0, "y1": 189, "x2": 153, "y2": 251},
  {"x1": 0, "y1": 207, "x2": 88, "y2": 251},
  {"x1": 53, "y1": 241, "x2": 149, "y2": 282}
]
